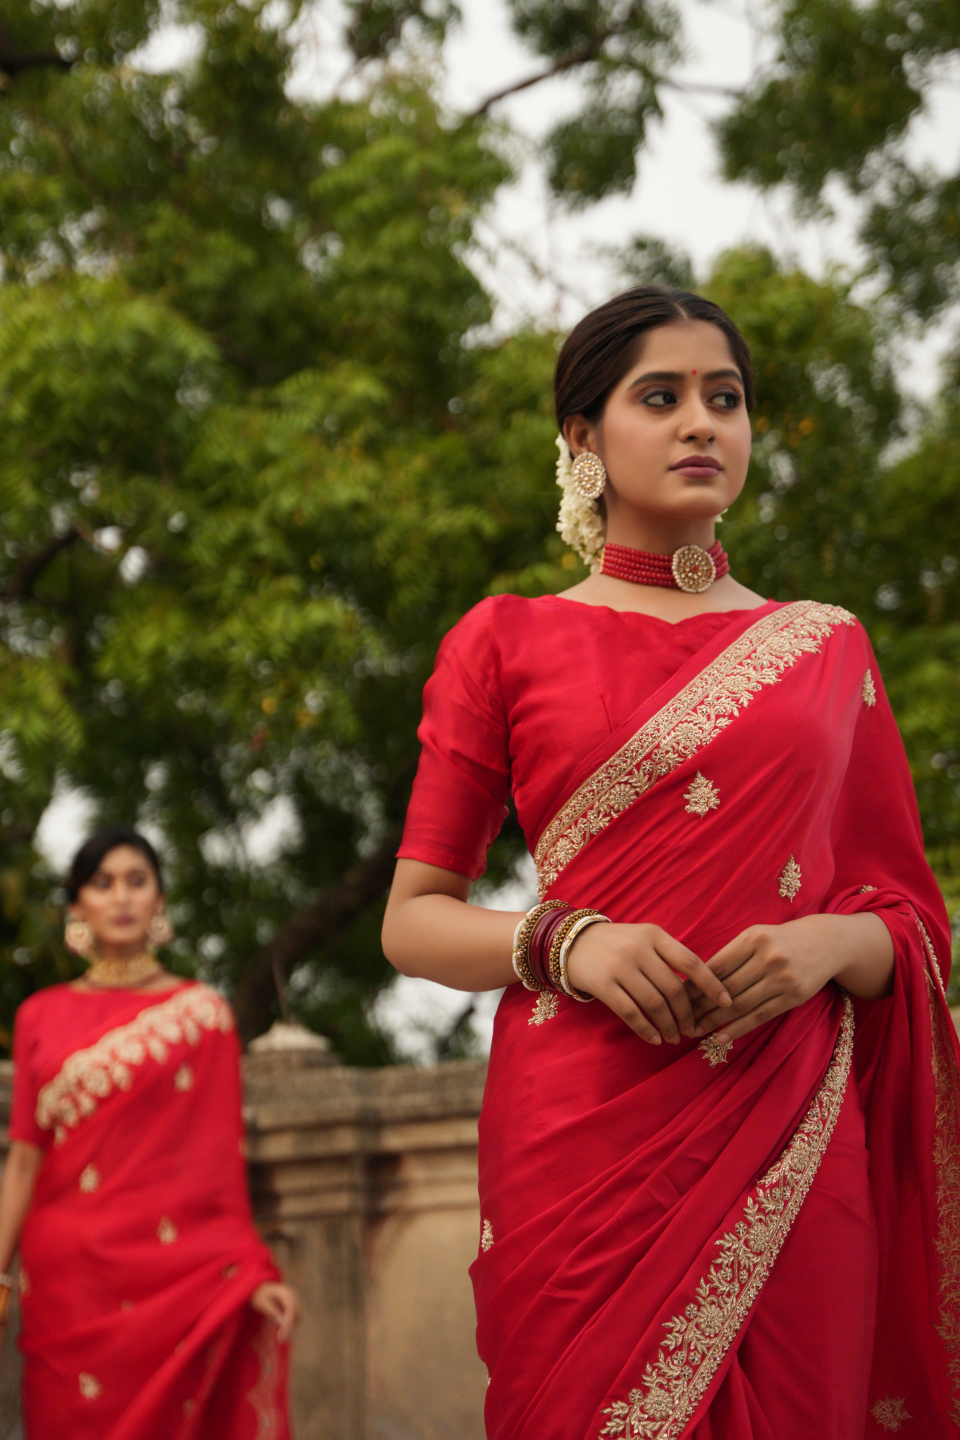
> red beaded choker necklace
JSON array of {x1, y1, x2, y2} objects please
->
[{"x1": 601, "y1": 540, "x2": 729, "y2": 594}]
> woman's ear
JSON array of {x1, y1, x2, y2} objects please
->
[{"x1": 563, "y1": 415, "x2": 596, "y2": 458}]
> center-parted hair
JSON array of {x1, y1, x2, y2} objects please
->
[
  {"x1": 66, "y1": 826, "x2": 165, "y2": 903},
  {"x1": 554, "y1": 286, "x2": 755, "y2": 430}
]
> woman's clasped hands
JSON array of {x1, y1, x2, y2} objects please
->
[{"x1": 564, "y1": 912, "x2": 895, "y2": 1046}]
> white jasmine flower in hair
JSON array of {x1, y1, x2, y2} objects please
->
[{"x1": 555, "y1": 434, "x2": 605, "y2": 572}]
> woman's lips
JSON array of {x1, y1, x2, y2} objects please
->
[{"x1": 670, "y1": 456, "x2": 722, "y2": 477}]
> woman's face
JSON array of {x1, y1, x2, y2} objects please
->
[
  {"x1": 564, "y1": 320, "x2": 752, "y2": 529},
  {"x1": 71, "y1": 845, "x2": 163, "y2": 953}
]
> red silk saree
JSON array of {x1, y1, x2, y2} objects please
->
[
  {"x1": 399, "y1": 594, "x2": 960, "y2": 1439},
  {"x1": 9, "y1": 980, "x2": 289, "y2": 1440}
]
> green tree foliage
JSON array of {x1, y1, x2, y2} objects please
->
[
  {"x1": 2, "y1": 0, "x2": 959, "y2": 1055},
  {"x1": 718, "y1": 1, "x2": 960, "y2": 320}
]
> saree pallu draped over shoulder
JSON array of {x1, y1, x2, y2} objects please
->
[
  {"x1": 470, "y1": 601, "x2": 960, "y2": 1440},
  {"x1": 10, "y1": 981, "x2": 289, "y2": 1440}
]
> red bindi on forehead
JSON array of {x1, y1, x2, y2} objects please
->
[{"x1": 691, "y1": 369, "x2": 697, "y2": 375}]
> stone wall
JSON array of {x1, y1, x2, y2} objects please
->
[
  {"x1": 0, "y1": 1048, "x2": 489, "y2": 1440},
  {"x1": 244, "y1": 1044, "x2": 488, "y2": 1440}
]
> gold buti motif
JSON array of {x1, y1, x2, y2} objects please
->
[
  {"x1": 481, "y1": 1219, "x2": 494, "y2": 1252},
  {"x1": 79, "y1": 1164, "x2": 100, "y2": 1193},
  {"x1": 174, "y1": 1063, "x2": 194, "y2": 1091},
  {"x1": 862, "y1": 669, "x2": 877, "y2": 707},
  {"x1": 671, "y1": 545, "x2": 716, "y2": 594},
  {"x1": 529, "y1": 991, "x2": 559, "y2": 1026},
  {"x1": 778, "y1": 856, "x2": 801, "y2": 901},
  {"x1": 157, "y1": 1216, "x2": 179, "y2": 1245},
  {"x1": 699, "y1": 1034, "x2": 732, "y2": 1067},
  {"x1": 79, "y1": 1374, "x2": 102, "y2": 1401},
  {"x1": 684, "y1": 772, "x2": 720, "y2": 818},
  {"x1": 871, "y1": 1398, "x2": 911, "y2": 1432}
]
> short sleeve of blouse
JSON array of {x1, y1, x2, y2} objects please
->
[
  {"x1": 397, "y1": 598, "x2": 510, "y2": 879},
  {"x1": 10, "y1": 998, "x2": 51, "y2": 1150}
]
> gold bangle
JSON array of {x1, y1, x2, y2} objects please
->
[
  {"x1": 558, "y1": 914, "x2": 609, "y2": 1000},
  {"x1": 511, "y1": 900, "x2": 568, "y2": 991},
  {"x1": 546, "y1": 908, "x2": 603, "y2": 992}
]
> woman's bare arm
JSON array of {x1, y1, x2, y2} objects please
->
[
  {"x1": 0, "y1": 1140, "x2": 43, "y2": 1276},
  {"x1": 381, "y1": 860, "x2": 522, "y2": 991}
]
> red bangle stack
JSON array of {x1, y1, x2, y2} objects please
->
[{"x1": 527, "y1": 907, "x2": 573, "y2": 989}]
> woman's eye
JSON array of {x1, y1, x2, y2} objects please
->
[
  {"x1": 642, "y1": 388, "x2": 677, "y2": 408},
  {"x1": 712, "y1": 390, "x2": 742, "y2": 410}
]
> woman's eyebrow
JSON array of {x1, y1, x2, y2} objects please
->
[{"x1": 627, "y1": 367, "x2": 743, "y2": 389}]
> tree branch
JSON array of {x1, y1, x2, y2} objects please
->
[
  {"x1": 472, "y1": 23, "x2": 625, "y2": 117},
  {"x1": 3, "y1": 526, "x2": 82, "y2": 603},
  {"x1": 233, "y1": 824, "x2": 403, "y2": 1045}
]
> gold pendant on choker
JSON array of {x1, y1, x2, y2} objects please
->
[{"x1": 671, "y1": 545, "x2": 717, "y2": 594}]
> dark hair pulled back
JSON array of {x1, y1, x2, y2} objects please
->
[
  {"x1": 66, "y1": 826, "x2": 164, "y2": 903},
  {"x1": 554, "y1": 285, "x2": 754, "y2": 430}
]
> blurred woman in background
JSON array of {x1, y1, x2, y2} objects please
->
[
  {"x1": 0, "y1": 825, "x2": 297, "y2": 1439},
  {"x1": 383, "y1": 287, "x2": 960, "y2": 1438}
]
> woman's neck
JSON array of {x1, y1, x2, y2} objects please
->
[{"x1": 603, "y1": 510, "x2": 717, "y2": 556}]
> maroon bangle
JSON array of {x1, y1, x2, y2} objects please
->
[{"x1": 528, "y1": 908, "x2": 571, "y2": 989}]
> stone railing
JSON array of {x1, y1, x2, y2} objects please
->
[{"x1": 0, "y1": 1039, "x2": 489, "y2": 1440}]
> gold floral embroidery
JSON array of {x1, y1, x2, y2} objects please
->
[
  {"x1": 157, "y1": 1216, "x2": 179, "y2": 1245},
  {"x1": 600, "y1": 998, "x2": 854, "y2": 1440},
  {"x1": 79, "y1": 1373, "x2": 102, "y2": 1400},
  {"x1": 174, "y1": 1063, "x2": 195, "y2": 1091},
  {"x1": 684, "y1": 773, "x2": 720, "y2": 818},
  {"x1": 535, "y1": 603, "x2": 855, "y2": 895},
  {"x1": 37, "y1": 985, "x2": 233, "y2": 1144},
  {"x1": 778, "y1": 856, "x2": 801, "y2": 901},
  {"x1": 18, "y1": 1267, "x2": 29, "y2": 1297},
  {"x1": 862, "y1": 670, "x2": 877, "y2": 707},
  {"x1": 529, "y1": 991, "x2": 559, "y2": 1026},
  {"x1": 481, "y1": 1219, "x2": 494, "y2": 1251},
  {"x1": 917, "y1": 911, "x2": 960, "y2": 1425},
  {"x1": 79, "y1": 1164, "x2": 100, "y2": 1193},
  {"x1": 699, "y1": 1035, "x2": 732, "y2": 1067},
  {"x1": 871, "y1": 1397, "x2": 911, "y2": 1432},
  {"x1": 860, "y1": 885, "x2": 878, "y2": 893},
  {"x1": 246, "y1": 1317, "x2": 284, "y2": 1439}
]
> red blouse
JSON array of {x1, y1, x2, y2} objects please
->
[{"x1": 398, "y1": 594, "x2": 755, "y2": 878}]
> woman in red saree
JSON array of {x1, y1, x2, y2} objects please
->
[
  {"x1": 0, "y1": 826, "x2": 296, "y2": 1439},
  {"x1": 382, "y1": 287, "x2": 960, "y2": 1438}
]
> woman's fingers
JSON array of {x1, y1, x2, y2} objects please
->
[
  {"x1": 626, "y1": 961, "x2": 705, "y2": 1042},
  {"x1": 277, "y1": 1295, "x2": 296, "y2": 1342},
  {"x1": 655, "y1": 934, "x2": 733, "y2": 1012},
  {"x1": 700, "y1": 988, "x2": 793, "y2": 1045},
  {"x1": 696, "y1": 975, "x2": 783, "y2": 1036},
  {"x1": 690, "y1": 956, "x2": 765, "y2": 1019},
  {"x1": 598, "y1": 982, "x2": 666, "y2": 1045}
]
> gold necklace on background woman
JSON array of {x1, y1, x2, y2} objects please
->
[{"x1": 64, "y1": 912, "x2": 174, "y2": 988}]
